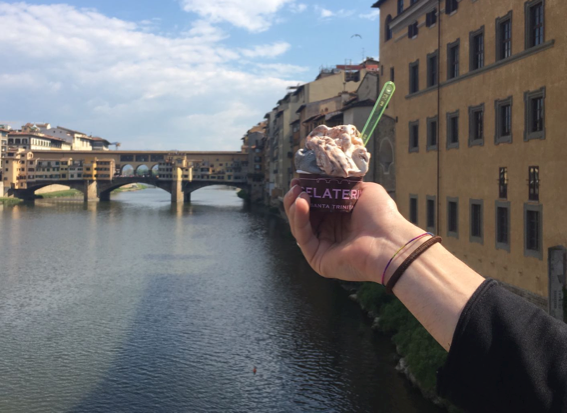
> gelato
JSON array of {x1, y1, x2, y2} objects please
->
[
  {"x1": 295, "y1": 124, "x2": 370, "y2": 178},
  {"x1": 295, "y1": 124, "x2": 369, "y2": 213}
]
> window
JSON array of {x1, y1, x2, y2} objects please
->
[
  {"x1": 447, "y1": 39, "x2": 460, "y2": 80},
  {"x1": 524, "y1": 87, "x2": 545, "y2": 141},
  {"x1": 398, "y1": 0, "x2": 404, "y2": 15},
  {"x1": 469, "y1": 103, "x2": 485, "y2": 146},
  {"x1": 408, "y1": 21, "x2": 418, "y2": 38},
  {"x1": 447, "y1": 198, "x2": 459, "y2": 238},
  {"x1": 496, "y1": 202, "x2": 510, "y2": 251},
  {"x1": 528, "y1": 166, "x2": 539, "y2": 201},
  {"x1": 495, "y1": 97, "x2": 513, "y2": 144},
  {"x1": 499, "y1": 167, "x2": 508, "y2": 199},
  {"x1": 409, "y1": 195, "x2": 418, "y2": 224},
  {"x1": 470, "y1": 199, "x2": 483, "y2": 244},
  {"x1": 427, "y1": 116, "x2": 438, "y2": 151},
  {"x1": 427, "y1": 50, "x2": 438, "y2": 87},
  {"x1": 524, "y1": 204, "x2": 543, "y2": 259},
  {"x1": 385, "y1": 15, "x2": 393, "y2": 41},
  {"x1": 446, "y1": 0, "x2": 458, "y2": 14},
  {"x1": 409, "y1": 60, "x2": 419, "y2": 94},
  {"x1": 426, "y1": 9, "x2": 437, "y2": 27},
  {"x1": 446, "y1": 110, "x2": 459, "y2": 149},
  {"x1": 496, "y1": 12, "x2": 513, "y2": 60},
  {"x1": 525, "y1": 0, "x2": 544, "y2": 49},
  {"x1": 411, "y1": 0, "x2": 418, "y2": 4},
  {"x1": 390, "y1": 67, "x2": 395, "y2": 82},
  {"x1": 409, "y1": 120, "x2": 419, "y2": 152},
  {"x1": 470, "y1": 27, "x2": 485, "y2": 71},
  {"x1": 427, "y1": 196, "x2": 436, "y2": 232}
]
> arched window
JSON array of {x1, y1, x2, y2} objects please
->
[{"x1": 385, "y1": 15, "x2": 393, "y2": 41}]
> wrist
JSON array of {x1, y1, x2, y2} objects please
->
[{"x1": 366, "y1": 219, "x2": 425, "y2": 285}]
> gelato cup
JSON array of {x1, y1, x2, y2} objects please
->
[
  {"x1": 298, "y1": 173, "x2": 362, "y2": 213},
  {"x1": 295, "y1": 124, "x2": 369, "y2": 213}
]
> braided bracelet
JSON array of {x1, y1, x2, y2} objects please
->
[
  {"x1": 385, "y1": 236, "x2": 442, "y2": 295},
  {"x1": 381, "y1": 232, "x2": 433, "y2": 285}
]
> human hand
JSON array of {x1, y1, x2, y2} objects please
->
[{"x1": 284, "y1": 180, "x2": 422, "y2": 283}]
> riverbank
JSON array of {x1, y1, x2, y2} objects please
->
[
  {"x1": 112, "y1": 183, "x2": 149, "y2": 193},
  {"x1": 348, "y1": 282, "x2": 461, "y2": 413},
  {"x1": 37, "y1": 189, "x2": 83, "y2": 199},
  {"x1": 0, "y1": 197, "x2": 22, "y2": 206}
]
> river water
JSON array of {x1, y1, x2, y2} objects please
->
[{"x1": 0, "y1": 188, "x2": 442, "y2": 413}]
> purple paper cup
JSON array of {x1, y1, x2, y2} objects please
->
[{"x1": 298, "y1": 173, "x2": 363, "y2": 213}]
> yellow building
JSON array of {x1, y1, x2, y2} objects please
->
[{"x1": 373, "y1": 0, "x2": 567, "y2": 308}]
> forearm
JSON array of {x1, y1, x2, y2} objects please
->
[{"x1": 376, "y1": 223, "x2": 485, "y2": 351}]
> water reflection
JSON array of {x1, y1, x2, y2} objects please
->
[{"x1": 0, "y1": 188, "x2": 441, "y2": 413}]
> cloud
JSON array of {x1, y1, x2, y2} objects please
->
[
  {"x1": 179, "y1": 0, "x2": 295, "y2": 33},
  {"x1": 315, "y1": 6, "x2": 355, "y2": 19},
  {"x1": 359, "y1": 9, "x2": 380, "y2": 21},
  {"x1": 289, "y1": 3, "x2": 307, "y2": 13},
  {"x1": 239, "y1": 42, "x2": 291, "y2": 58},
  {"x1": 0, "y1": 3, "x2": 301, "y2": 150}
]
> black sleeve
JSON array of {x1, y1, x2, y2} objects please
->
[{"x1": 437, "y1": 279, "x2": 567, "y2": 413}]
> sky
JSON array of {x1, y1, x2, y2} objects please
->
[{"x1": 0, "y1": 0, "x2": 380, "y2": 150}]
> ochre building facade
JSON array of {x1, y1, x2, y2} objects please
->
[{"x1": 374, "y1": 0, "x2": 567, "y2": 304}]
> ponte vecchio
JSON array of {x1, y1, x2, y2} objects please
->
[{"x1": 1, "y1": 149, "x2": 250, "y2": 204}]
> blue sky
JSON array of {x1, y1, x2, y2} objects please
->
[{"x1": 0, "y1": 0, "x2": 380, "y2": 150}]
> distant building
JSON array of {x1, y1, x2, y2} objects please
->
[
  {"x1": 36, "y1": 124, "x2": 94, "y2": 150},
  {"x1": 373, "y1": 0, "x2": 567, "y2": 308}
]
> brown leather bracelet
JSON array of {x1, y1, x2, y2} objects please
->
[{"x1": 385, "y1": 236, "x2": 442, "y2": 295}]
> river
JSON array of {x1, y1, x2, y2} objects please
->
[{"x1": 0, "y1": 187, "x2": 442, "y2": 413}]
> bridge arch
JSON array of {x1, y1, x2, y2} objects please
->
[
  {"x1": 121, "y1": 164, "x2": 135, "y2": 176},
  {"x1": 11, "y1": 181, "x2": 85, "y2": 201},
  {"x1": 135, "y1": 164, "x2": 151, "y2": 176}
]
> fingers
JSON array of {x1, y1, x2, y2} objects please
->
[
  {"x1": 293, "y1": 193, "x2": 319, "y2": 262},
  {"x1": 284, "y1": 184, "x2": 302, "y2": 220}
]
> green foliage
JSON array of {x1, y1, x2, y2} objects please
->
[
  {"x1": 237, "y1": 189, "x2": 250, "y2": 200},
  {"x1": 357, "y1": 282, "x2": 392, "y2": 314},
  {"x1": 356, "y1": 282, "x2": 448, "y2": 394},
  {"x1": 0, "y1": 197, "x2": 22, "y2": 205}
]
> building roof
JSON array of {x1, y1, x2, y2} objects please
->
[
  {"x1": 290, "y1": 119, "x2": 300, "y2": 125},
  {"x1": 295, "y1": 104, "x2": 306, "y2": 114},
  {"x1": 8, "y1": 131, "x2": 69, "y2": 143},
  {"x1": 371, "y1": 0, "x2": 388, "y2": 8},
  {"x1": 341, "y1": 98, "x2": 377, "y2": 111},
  {"x1": 56, "y1": 126, "x2": 88, "y2": 136}
]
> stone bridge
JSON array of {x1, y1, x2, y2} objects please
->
[{"x1": 8, "y1": 177, "x2": 249, "y2": 204}]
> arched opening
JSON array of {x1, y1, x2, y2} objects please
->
[
  {"x1": 385, "y1": 15, "x2": 393, "y2": 41},
  {"x1": 151, "y1": 165, "x2": 159, "y2": 176},
  {"x1": 31, "y1": 183, "x2": 83, "y2": 199},
  {"x1": 135, "y1": 165, "x2": 150, "y2": 177},
  {"x1": 186, "y1": 184, "x2": 248, "y2": 206},
  {"x1": 121, "y1": 164, "x2": 134, "y2": 177}
]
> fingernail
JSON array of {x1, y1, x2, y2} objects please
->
[
  {"x1": 291, "y1": 185, "x2": 302, "y2": 196},
  {"x1": 299, "y1": 192, "x2": 309, "y2": 200}
]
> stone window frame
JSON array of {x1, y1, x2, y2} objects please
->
[
  {"x1": 426, "y1": 195, "x2": 436, "y2": 233},
  {"x1": 468, "y1": 103, "x2": 485, "y2": 147},
  {"x1": 447, "y1": 197, "x2": 459, "y2": 239},
  {"x1": 446, "y1": 110, "x2": 460, "y2": 149},
  {"x1": 409, "y1": 59, "x2": 420, "y2": 94},
  {"x1": 495, "y1": 200, "x2": 511, "y2": 252},
  {"x1": 495, "y1": 11, "x2": 513, "y2": 61},
  {"x1": 409, "y1": 194, "x2": 419, "y2": 225},
  {"x1": 409, "y1": 120, "x2": 420, "y2": 153},
  {"x1": 469, "y1": 198, "x2": 484, "y2": 245},
  {"x1": 447, "y1": 38, "x2": 460, "y2": 80},
  {"x1": 524, "y1": 203, "x2": 543, "y2": 260},
  {"x1": 469, "y1": 26, "x2": 485, "y2": 72},
  {"x1": 426, "y1": 116, "x2": 439, "y2": 151},
  {"x1": 427, "y1": 49, "x2": 439, "y2": 88},
  {"x1": 524, "y1": 87, "x2": 546, "y2": 141},
  {"x1": 495, "y1": 96, "x2": 513, "y2": 144},
  {"x1": 524, "y1": 0, "x2": 545, "y2": 50}
]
